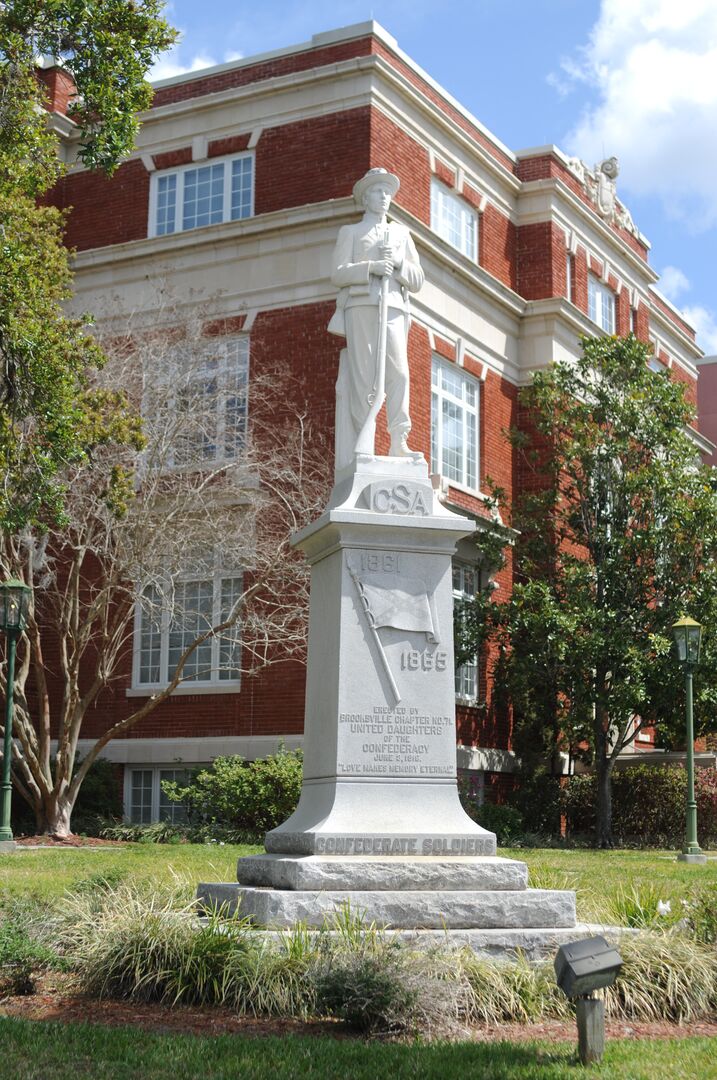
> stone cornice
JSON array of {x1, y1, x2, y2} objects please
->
[{"x1": 519, "y1": 177, "x2": 659, "y2": 286}]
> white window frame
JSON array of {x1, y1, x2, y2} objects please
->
[
  {"x1": 124, "y1": 765, "x2": 197, "y2": 824},
  {"x1": 148, "y1": 152, "x2": 254, "y2": 238},
  {"x1": 431, "y1": 357, "x2": 480, "y2": 492},
  {"x1": 453, "y1": 562, "x2": 479, "y2": 702},
  {"x1": 131, "y1": 558, "x2": 243, "y2": 693},
  {"x1": 588, "y1": 273, "x2": 616, "y2": 334},
  {"x1": 163, "y1": 336, "x2": 250, "y2": 470},
  {"x1": 430, "y1": 178, "x2": 478, "y2": 261}
]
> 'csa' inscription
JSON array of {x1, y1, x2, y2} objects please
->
[{"x1": 369, "y1": 482, "x2": 430, "y2": 516}]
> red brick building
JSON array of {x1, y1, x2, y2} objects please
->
[{"x1": 40, "y1": 21, "x2": 706, "y2": 821}]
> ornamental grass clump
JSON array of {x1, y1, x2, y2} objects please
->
[
  {"x1": 604, "y1": 933, "x2": 717, "y2": 1023},
  {"x1": 458, "y1": 952, "x2": 569, "y2": 1024},
  {"x1": 54, "y1": 881, "x2": 216, "y2": 1002},
  {"x1": 54, "y1": 881, "x2": 316, "y2": 1017},
  {"x1": 52, "y1": 882, "x2": 717, "y2": 1032}
]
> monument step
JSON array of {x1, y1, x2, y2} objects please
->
[
  {"x1": 195, "y1": 924, "x2": 632, "y2": 965},
  {"x1": 197, "y1": 884, "x2": 576, "y2": 930},
  {"x1": 236, "y1": 853, "x2": 528, "y2": 892}
]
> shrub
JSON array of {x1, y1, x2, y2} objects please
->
[
  {"x1": 563, "y1": 764, "x2": 717, "y2": 847},
  {"x1": 458, "y1": 782, "x2": 524, "y2": 846},
  {"x1": 506, "y1": 771, "x2": 564, "y2": 838},
  {"x1": 97, "y1": 820, "x2": 261, "y2": 845},
  {"x1": 696, "y1": 767, "x2": 717, "y2": 844},
  {"x1": 161, "y1": 749, "x2": 303, "y2": 834},
  {"x1": 313, "y1": 941, "x2": 464, "y2": 1036},
  {"x1": 684, "y1": 884, "x2": 717, "y2": 945}
]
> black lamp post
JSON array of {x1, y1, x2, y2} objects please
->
[
  {"x1": 672, "y1": 616, "x2": 707, "y2": 865},
  {"x1": 0, "y1": 579, "x2": 31, "y2": 851}
]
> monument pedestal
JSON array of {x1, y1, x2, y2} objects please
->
[{"x1": 198, "y1": 456, "x2": 577, "y2": 947}]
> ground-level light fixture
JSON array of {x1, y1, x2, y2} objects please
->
[
  {"x1": 0, "y1": 579, "x2": 31, "y2": 852},
  {"x1": 671, "y1": 615, "x2": 707, "y2": 865},
  {"x1": 554, "y1": 935, "x2": 622, "y2": 1066}
]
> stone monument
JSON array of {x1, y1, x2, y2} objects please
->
[{"x1": 199, "y1": 169, "x2": 577, "y2": 954}]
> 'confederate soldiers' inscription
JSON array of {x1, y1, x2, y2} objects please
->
[{"x1": 313, "y1": 835, "x2": 494, "y2": 855}]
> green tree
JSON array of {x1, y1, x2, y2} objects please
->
[
  {"x1": 0, "y1": 1, "x2": 176, "y2": 529},
  {"x1": 479, "y1": 335, "x2": 717, "y2": 846}
]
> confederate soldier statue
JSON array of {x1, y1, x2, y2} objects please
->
[{"x1": 328, "y1": 168, "x2": 424, "y2": 470}]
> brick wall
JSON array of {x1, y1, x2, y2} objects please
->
[
  {"x1": 649, "y1": 290, "x2": 697, "y2": 341},
  {"x1": 481, "y1": 205, "x2": 516, "y2": 291},
  {"x1": 516, "y1": 221, "x2": 554, "y2": 300},
  {"x1": 369, "y1": 111, "x2": 430, "y2": 223},
  {"x1": 45, "y1": 159, "x2": 150, "y2": 250},
  {"x1": 255, "y1": 108, "x2": 371, "y2": 214},
  {"x1": 37, "y1": 66, "x2": 76, "y2": 114},
  {"x1": 151, "y1": 36, "x2": 376, "y2": 108}
]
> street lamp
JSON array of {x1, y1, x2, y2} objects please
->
[
  {"x1": 672, "y1": 616, "x2": 707, "y2": 865},
  {"x1": 0, "y1": 579, "x2": 31, "y2": 852}
]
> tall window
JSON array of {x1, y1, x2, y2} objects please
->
[
  {"x1": 168, "y1": 337, "x2": 249, "y2": 468},
  {"x1": 149, "y1": 153, "x2": 253, "y2": 237},
  {"x1": 134, "y1": 558, "x2": 242, "y2": 690},
  {"x1": 431, "y1": 359, "x2": 479, "y2": 490},
  {"x1": 453, "y1": 562, "x2": 478, "y2": 700},
  {"x1": 127, "y1": 767, "x2": 192, "y2": 824},
  {"x1": 588, "y1": 274, "x2": 616, "y2": 334},
  {"x1": 430, "y1": 178, "x2": 478, "y2": 260}
]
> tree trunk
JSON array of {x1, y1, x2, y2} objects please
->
[
  {"x1": 36, "y1": 791, "x2": 75, "y2": 838},
  {"x1": 595, "y1": 754, "x2": 614, "y2": 848}
]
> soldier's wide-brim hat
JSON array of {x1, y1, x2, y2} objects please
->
[{"x1": 353, "y1": 167, "x2": 400, "y2": 206}]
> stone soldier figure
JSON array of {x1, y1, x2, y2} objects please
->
[{"x1": 328, "y1": 168, "x2": 424, "y2": 470}]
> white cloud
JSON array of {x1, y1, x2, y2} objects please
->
[
  {"x1": 652, "y1": 265, "x2": 717, "y2": 354},
  {"x1": 150, "y1": 43, "x2": 243, "y2": 83},
  {"x1": 682, "y1": 305, "x2": 717, "y2": 355},
  {"x1": 556, "y1": 0, "x2": 717, "y2": 230},
  {"x1": 151, "y1": 48, "x2": 217, "y2": 82},
  {"x1": 658, "y1": 265, "x2": 691, "y2": 302}
]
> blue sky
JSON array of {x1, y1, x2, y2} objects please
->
[{"x1": 153, "y1": 1, "x2": 717, "y2": 355}]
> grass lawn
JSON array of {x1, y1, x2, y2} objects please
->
[
  {"x1": 0, "y1": 1017, "x2": 714, "y2": 1079},
  {"x1": 0, "y1": 843, "x2": 259, "y2": 903},
  {"x1": 0, "y1": 843, "x2": 714, "y2": 921},
  {"x1": 503, "y1": 846, "x2": 717, "y2": 922}
]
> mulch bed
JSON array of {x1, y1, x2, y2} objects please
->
[
  {"x1": 1, "y1": 974, "x2": 715, "y2": 1043},
  {"x1": 14, "y1": 836, "x2": 127, "y2": 848}
]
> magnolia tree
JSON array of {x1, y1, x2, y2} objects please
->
[
  {"x1": 467, "y1": 335, "x2": 717, "y2": 846},
  {"x1": 0, "y1": 324, "x2": 332, "y2": 836},
  {"x1": 0, "y1": 0, "x2": 176, "y2": 531}
]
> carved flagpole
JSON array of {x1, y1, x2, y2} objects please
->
[
  {"x1": 355, "y1": 228, "x2": 390, "y2": 456},
  {"x1": 349, "y1": 565, "x2": 401, "y2": 705}
]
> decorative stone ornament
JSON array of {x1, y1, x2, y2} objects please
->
[{"x1": 566, "y1": 155, "x2": 639, "y2": 237}]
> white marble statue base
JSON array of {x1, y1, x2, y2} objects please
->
[
  {"x1": 265, "y1": 455, "x2": 496, "y2": 858},
  {"x1": 197, "y1": 455, "x2": 576, "y2": 943},
  {"x1": 197, "y1": 881, "x2": 576, "y2": 930}
]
